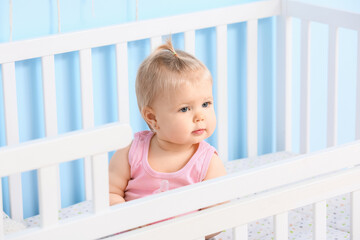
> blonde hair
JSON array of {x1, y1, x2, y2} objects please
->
[{"x1": 135, "y1": 39, "x2": 211, "y2": 113}]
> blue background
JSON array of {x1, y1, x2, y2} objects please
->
[{"x1": 0, "y1": 0, "x2": 359, "y2": 218}]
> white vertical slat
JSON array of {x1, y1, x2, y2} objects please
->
[
  {"x1": 41, "y1": 55, "x2": 61, "y2": 209},
  {"x1": 38, "y1": 166, "x2": 59, "y2": 227},
  {"x1": 247, "y1": 20, "x2": 258, "y2": 157},
  {"x1": 274, "y1": 212, "x2": 288, "y2": 240},
  {"x1": 42, "y1": 55, "x2": 58, "y2": 137},
  {"x1": 216, "y1": 25, "x2": 228, "y2": 161},
  {"x1": 313, "y1": 201, "x2": 327, "y2": 239},
  {"x1": 0, "y1": 178, "x2": 3, "y2": 239},
  {"x1": 284, "y1": 17, "x2": 293, "y2": 152},
  {"x1": 351, "y1": 190, "x2": 360, "y2": 239},
  {"x1": 116, "y1": 42, "x2": 130, "y2": 124},
  {"x1": 1, "y1": 62, "x2": 23, "y2": 221},
  {"x1": 39, "y1": 55, "x2": 60, "y2": 225},
  {"x1": 300, "y1": 20, "x2": 311, "y2": 154},
  {"x1": 184, "y1": 30, "x2": 196, "y2": 55},
  {"x1": 327, "y1": 26, "x2": 339, "y2": 148},
  {"x1": 276, "y1": 12, "x2": 292, "y2": 152},
  {"x1": 233, "y1": 225, "x2": 248, "y2": 240},
  {"x1": 151, "y1": 36, "x2": 162, "y2": 52},
  {"x1": 356, "y1": 31, "x2": 360, "y2": 141},
  {"x1": 92, "y1": 153, "x2": 109, "y2": 213},
  {"x1": 79, "y1": 48, "x2": 95, "y2": 201},
  {"x1": 79, "y1": 49, "x2": 95, "y2": 133}
]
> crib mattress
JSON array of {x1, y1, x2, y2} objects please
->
[{"x1": 5, "y1": 152, "x2": 351, "y2": 239}]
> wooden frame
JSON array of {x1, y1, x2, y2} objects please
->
[{"x1": 1, "y1": 0, "x2": 360, "y2": 239}]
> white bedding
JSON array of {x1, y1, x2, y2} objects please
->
[{"x1": 4, "y1": 152, "x2": 351, "y2": 239}]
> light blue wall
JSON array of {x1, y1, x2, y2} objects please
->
[
  {"x1": 291, "y1": 1, "x2": 360, "y2": 153},
  {"x1": 0, "y1": 0, "x2": 359, "y2": 218}
]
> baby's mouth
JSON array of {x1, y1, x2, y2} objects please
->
[{"x1": 192, "y1": 129, "x2": 205, "y2": 135}]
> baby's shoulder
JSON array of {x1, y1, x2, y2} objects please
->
[
  {"x1": 111, "y1": 144, "x2": 131, "y2": 163},
  {"x1": 198, "y1": 140, "x2": 217, "y2": 154}
]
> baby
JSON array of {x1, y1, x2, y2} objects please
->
[{"x1": 109, "y1": 39, "x2": 227, "y2": 238}]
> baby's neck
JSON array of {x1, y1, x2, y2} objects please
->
[
  {"x1": 151, "y1": 134, "x2": 197, "y2": 153},
  {"x1": 148, "y1": 134, "x2": 199, "y2": 173}
]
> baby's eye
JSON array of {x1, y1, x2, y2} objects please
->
[
  {"x1": 202, "y1": 102, "x2": 211, "y2": 108},
  {"x1": 180, "y1": 107, "x2": 189, "y2": 112}
]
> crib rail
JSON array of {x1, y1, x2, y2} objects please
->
[
  {"x1": 115, "y1": 165, "x2": 360, "y2": 240},
  {"x1": 0, "y1": 123, "x2": 131, "y2": 177},
  {"x1": 1, "y1": 0, "x2": 360, "y2": 239},
  {"x1": 0, "y1": 0, "x2": 281, "y2": 221},
  {"x1": 3, "y1": 140, "x2": 360, "y2": 240},
  {"x1": 0, "y1": 0, "x2": 279, "y2": 64},
  {"x1": 288, "y1": 1, "x2": 360, "y2": 30},
  {"x1": 284, "y1": 1, "x2": 360, "y2": 153},
  {"x1": 0, "y1": 123, "x2": 131, "y2": 239}
]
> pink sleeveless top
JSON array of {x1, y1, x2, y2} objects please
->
[{"x1": 125, "y1": 131, "x2": 216, "y2": 201}]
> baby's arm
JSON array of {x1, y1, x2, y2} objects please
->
[
  {"x1": 109, "y1": 144, "x2": 131, "y2": 206},
  {"x1": 203, "y1": 153, "x2": 227, "y2": 181}
]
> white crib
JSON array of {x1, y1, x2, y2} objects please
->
[{"x1": 1, "y1": 0, "x2": 360, "y2": 239}]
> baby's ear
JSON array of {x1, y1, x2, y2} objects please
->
[{"x1": 142, "y1": 106, "x2": 158, "y2": 130}]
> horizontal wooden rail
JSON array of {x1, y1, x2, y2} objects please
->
[
  {"x1": 5, "y1": 140, "x2": 360, "y2": 239},
  {"x1": 7, "y1": 155, "x2": 360, "y2": 240},
  {"x1": 116, "y1": 165, "x2": 360, "y2": 240},
  {"x1": 288, "y1": 1, "x2": 360, "y2": 30},
  {"x1": 0, "y1": 0, "x2": 279, "y2": 64},
  {"x1": 0, "y1": 123, "x2": 132, "y2": 177}
]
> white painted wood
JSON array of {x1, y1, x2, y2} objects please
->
[
  {"x1": 41, "y1": 55, "x2": 58, "y2": 137},
  {"x1": 300, "y1": 19, "x2": 311, "y2": 154},
  {"x1": 1, "y1": 64, "x2": 18, "y2": 149},
  {"x1": 0, "y1": 0, "x2": 279, "y2": 64},
  {"x1": 79, "y1": 48, "x2": 95, "y2": 129},
  {"x1": 276, "y1": 14, "x2": 292, "y2": 152},
  {"x1": 38, "y1": 166, "x2": 59, "y2": 227},
  {"x1": 274, "y1": 212, "x2": 288, "y2": 240},
  {"x1": 2, "y1": 138, "x2": 360, "y2": 227},
  {"x1": 151, "y1": 36, "x2": 162, "y2": 52},
  {"x1": 327, "y1": 26, "x2": 339, "y2": 148},
  {"x1": 79, "y1": 48, "x2": 95, "y2": 201},
  {"x1": 247, "y1": 19, "x2": 258, "y2": 157},
  {"x1": 41, "y1": 55, "x2": 61, "y2": 209},
  {"x1": 116, "y1": 42, "x2": 130, "y2": 124},
  {"x1": 233, "y1": 225, "x2": 248, "y2": 240},
  {"x1": 0, "y1": 123, "x2": 132, "y2": 177},
  {"x1": 351, "y1": 190, "x2": 360, "y2": 239},
  {"x1": 288, "y1": 1, "x2": 360, "y2": 31},
  {"x1": 313, "y1": 201, "x2": 327, "y2": 239},
  {"x1": 284, "y1": 17, "x2": 293, "y2": 153},
  {"x1": 216, "y1": 25, "x2": 228, "y2": 161},
  {"x1": 1, "y1": 62, "x2": 23, "y2": 221},
  {"x1": 356, "y1": 31, "x2": 360, "y2": 141},
  {"x1": 184, "y1": 30, "x2": 196, "y2": 55},
  {"x1": 15, "y1": 164, "x2": 360, "y2": 240},
  {"x1": 92, "y1": 153, "x2": 109, "y2": 213}
]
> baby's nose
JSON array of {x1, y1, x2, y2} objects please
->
[{"x1": 194, "y1": 113, "x2": 205, "y2": 122}]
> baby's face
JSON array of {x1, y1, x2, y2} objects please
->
[{"x1": 151, "y1": 70, "x2": 216, "y2": 146}]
